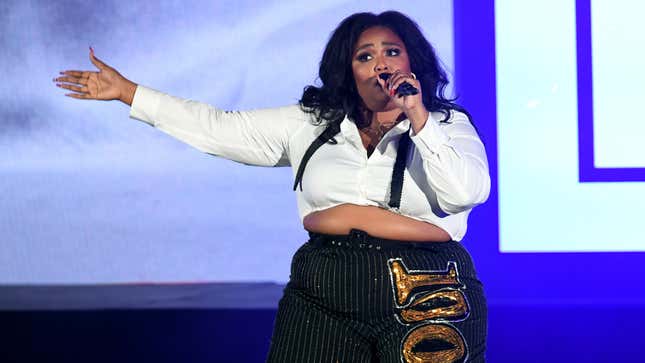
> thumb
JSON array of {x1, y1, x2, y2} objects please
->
[
  {"x1": 89, "y1": 46, "x2": 107, "y2": 70},
  {"x1": 376, "y1": 75, "x2": 389, "y2": 95}
]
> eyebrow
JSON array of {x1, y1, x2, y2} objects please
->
[{"x1": 354, "y1": 41, "x2": 403, "y2": 53}]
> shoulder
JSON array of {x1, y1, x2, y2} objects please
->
[
  {"x1": 430, "y1": 108, "x2": 471, "y2": 124},
  {"x1": 431, "y1": 108, "x2": 474, "y2": 129},
  {"x1": 431, "y1": 108, "x2": 481, "y2": 139},
  {"x1": 237, "y1": 104, "x2": 316, "y2": 131},
  {"x1": 258, "y1": 104, "x2": 316, "y2": 123}
]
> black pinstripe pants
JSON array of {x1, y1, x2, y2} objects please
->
[{"x1": 266, "y1": 229, "x2": 487, "y2": 363}]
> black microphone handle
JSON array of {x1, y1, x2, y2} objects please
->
[
  {"x1": 397, "y1": 82, "x2": 419, "y2": 96},
  {"x1": 378, "y1": 73, "x2": 419, "y2": 96}
]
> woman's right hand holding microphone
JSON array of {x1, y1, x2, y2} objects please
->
[{"x1": 54, "y1": 47, "x2": 137, "y2": 106}]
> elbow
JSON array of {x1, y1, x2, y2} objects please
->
[{"x1": 439, "y1": 173, "x2": 491, "y2": 214}]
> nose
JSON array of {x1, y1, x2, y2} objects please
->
[{"x1": 374, "y1": 56, "x2": 389, "y2": 72}]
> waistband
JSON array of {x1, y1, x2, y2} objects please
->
[{"x1": 307, "y1": 228, "x2": 456, "y2": 251}]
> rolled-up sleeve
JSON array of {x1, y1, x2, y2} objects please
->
[
  {"x1": 129, "y1": 85, "x2": 304, "y2": 167},
  {"x1": 409, "y1": 110, "x2": 491, "y2": 214}
]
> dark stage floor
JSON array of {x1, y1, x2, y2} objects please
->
[{"x1": 2, "y1": 283, "x2": 644, "y2": 362}]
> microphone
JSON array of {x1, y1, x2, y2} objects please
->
[{"x1": 379, "y1": 73, "x2": 419, "y2": 96}]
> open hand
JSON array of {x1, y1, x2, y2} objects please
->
[{"x1": 54, "y1": 47, "x2": 137, "y2": 105}]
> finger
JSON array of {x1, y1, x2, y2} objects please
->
[
  {"x1": 380, "y1": 77, "x2": 395, "y2": 98},
  {"x1": 56, "y1": 83, "x2": 87, "y2": 93},
  {"x1": 388, "y1": 71, "x2": 408, "y2": 89},
  {"x1": 89, "y1": 48, "x2": 108, "y2": 70},
  {"x1": 55, "y1": 72, "x2": 96, "y2": 85},
  {"x1": 65, "y1": 92, "x2": 91, "y2": 99},
  {"x1": 387, "y1": 69, "x2": 403, "y2": 89},
  {"x1": 376, "y1": 74, "x2": 388, "y2": 92},
  {"x1": 59, "y1": 70, "x2": 85, "y2": 77},
  {"x1": 390, "y1": 78, "x2": 407, "y2": 92},
  {"x1": 391, "y1": 74, "x2": 418, "y2": 93},
  {"x1": 53, "y1": 75, "x2": 83, "y2": 84}
]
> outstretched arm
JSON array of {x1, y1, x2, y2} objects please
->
[
  {"x1": 53, "y1": 47, "x2": 137, "y2": 105},
  {"x1": 54, "y1": 48, "x2": 305, "y2": 167}
]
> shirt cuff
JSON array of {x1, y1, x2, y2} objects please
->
[
  {"x1": 129, "y1": 85, "x2": 163, "y2": 126},
  {"x1": 408, "y1": 112, "x2": 451, "y2": 154}
]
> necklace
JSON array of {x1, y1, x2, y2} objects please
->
[{"x1": 360, "y1": 120, "x2": 400, "y2": 142}]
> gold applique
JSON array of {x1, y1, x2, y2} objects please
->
[
  {"x1": 388, "y1": 258, "x2": 470, "y2": 363},
  {"x1": 401, "y1": 324, "x2": 466, "y2": 363},
  {"x1": 400, "y1": 289, "x2": 469, "y2": 323},
  {"x1": 389, "y1": 259, "x2": 460, "y2": 307}
]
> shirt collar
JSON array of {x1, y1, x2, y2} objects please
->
[{"x1": 340, "y1": 116, "x2": 412, "y2": 155}]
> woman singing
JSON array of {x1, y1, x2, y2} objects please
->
[{"x1": 54, "y1": 10, "x2": 490, "y2": 363}]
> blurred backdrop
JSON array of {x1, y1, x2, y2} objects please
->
[
  {"x1": 3, "y1": 0, "x2": 645, "y2": 299},
  {"x1": 3, "y1": 1, "x2": 645, "y2": 361},
  {"x1": 1, "y1": 0, "x2": 454, "y2": 283}
]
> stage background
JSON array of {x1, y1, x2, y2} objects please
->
[
  {"x1": 1, "y1": 0, "x2": 454, "y2": 284},
  {"x1": 2, "y1": 1, "x2": 645, "y2": 362}
]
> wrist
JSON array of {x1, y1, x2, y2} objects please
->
[
  {"x1": 120, "y1": 80, "x2": 138, "y2": 106},
  {"x1": 405, "y1": 105, "x2": 429, "y2": 132}
]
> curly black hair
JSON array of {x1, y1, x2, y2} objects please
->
[
  {"x1": 293, "y1": 11, "x2": 474, "y2": 191},
  {"x1": 299, "y1": 10, "x2": 471, "y2": 129}
]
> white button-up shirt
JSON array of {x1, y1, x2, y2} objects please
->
[{"x1": 129, "y1": 86, "x2": 490, "y2": 241}]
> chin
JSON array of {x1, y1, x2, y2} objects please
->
[{"x1": 369, "y1": 95, "x2": 391, "y2": 110}]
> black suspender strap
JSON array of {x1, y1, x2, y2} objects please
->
[
  {"x1": 292, "y1": 122, "x2": 341, "y2": 191},
  {"x1": 293, "y1": 121, "x2": 411, "y2": 212},
  {"x1": 388, "y1": 126, "x2": 411, "y2": 210}
]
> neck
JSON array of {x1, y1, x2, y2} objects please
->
[
  {"x1": 370, "y1": 108, "x2": 405, "y2": 130},
  {"x1": 358, "y1": 103, "x2": 402, "y2": 123}
]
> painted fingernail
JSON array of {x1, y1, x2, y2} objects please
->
[{"x1": 89, "y1": 46, "x2": 94, "y2": 54}]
